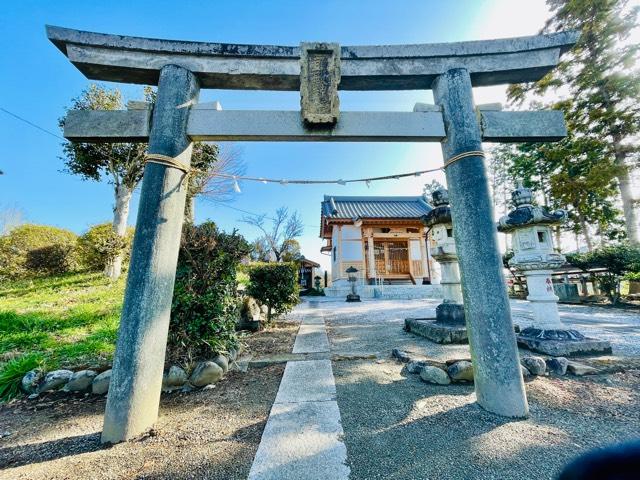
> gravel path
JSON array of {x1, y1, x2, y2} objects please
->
[{"x1": 334, "y1": 360, "x2": 640, "y2": 480}]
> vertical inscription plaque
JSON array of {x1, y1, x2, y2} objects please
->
[{"x1": 300, "y1": 42, "x2": 340, "y2": 125}]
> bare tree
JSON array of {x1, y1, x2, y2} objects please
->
[
  {"x1": 242, "y1": 207, "x2": 304, "y2": 262},
  {"x1": 0, "y1": 203, "x2": 25, "y2": 235}
]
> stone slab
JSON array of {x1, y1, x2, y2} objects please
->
[
  {"x1": 248, "y1": 400, "x2": 350, "y2": 480},
  {"x1": 63, "y1": 109, "x2": 567, "y2": 144},
  {"x1": 274, "y1": 360, "x2": 336, "y2": 404},
  {"x1": 405, "y1": 318, "x2": 468, "y2": 344},
  {"x1": 301, "y1": 315, "x2": 325, "y2": 325},
  {"x1": 293, "y1": 324, "x2": 330, "y2": 354},
  {"x1": 47, "y1": 25, "x2": 578, "y2": 89},
  {"x1": 517, "y1": 335, "x2": 612, "y2": 357}
]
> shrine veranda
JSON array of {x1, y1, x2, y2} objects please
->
[{"x1": 47, "y1": 25, "x2": 578, "y2": 443}]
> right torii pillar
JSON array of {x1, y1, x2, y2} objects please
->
[{"x1": 433, "y1": 69, "x2": 528, "y2": 418}]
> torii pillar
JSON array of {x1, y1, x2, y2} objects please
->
[
  {"x1": 433, "y1": 69, "x2": 527, "y2": 417},
  {"x1": 102, "y1": 65, "x2": 199, "y2": 443}
]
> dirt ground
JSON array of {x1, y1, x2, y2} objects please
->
[
  {"x1": 0, "y1": 323, "x2": 300, "y2": 480},
  {"x1": 335, "y1": 360, "x2": 640, "y2": 480},
  {"x1": 0, "y1": 365, "x2": 284, "y2": 480},
  {"x1": 241, "y1": 321, "x2": 298, "y2": 358}
]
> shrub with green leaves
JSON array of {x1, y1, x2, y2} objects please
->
[
  {"x1": 0, "y1": 353, "x2": 44, "y2": 402},
  {"x1": 77, "y1": 223, "x2": 134, "y2": 272},
  {"x1": 247, "y1": 262, "x2": 299, "y2": 322},
  {"x1": 168, "y1": 221, "x2": 250, "y2": 364},
  {"x1": 567, "y1": 243, "x2": 640, "y2": 304},
  {"x1": 0, "y1": 224, "x2": 78, "y2": 280}
]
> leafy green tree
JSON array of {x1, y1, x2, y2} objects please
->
[
  {"x1": 509, "y1": 0, "x2": 640, "y2": 244},
  {"x1": 61, "y1": 85, "x2": 221, "y2": 279},
  {"x1": 247, "y1": 262, "x2": 299, "y2": 322},
  {"x1": 566, "y1": 243, "x2": 640, "y2": 303}
]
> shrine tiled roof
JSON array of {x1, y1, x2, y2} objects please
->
[{"x1": 321, "y1": 195, "x2": 432, "y2": 220}]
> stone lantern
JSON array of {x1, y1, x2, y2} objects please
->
[
  {"x1": 345, "y1": 265, "x2": 361, "y2": 302},
  {"x1": 405, "y1": 189, "x2": 467, "y2": 343},
  {"x1": 498, "y1": 183, "x2": 611, "y2": 356},
  {"x1": 314, "y1": 275, "x2": 322, "y2": 291}
]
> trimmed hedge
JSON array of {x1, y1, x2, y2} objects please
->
[
  {"x1": 0, "y1": 224, "x2": 78, "y2": 279},
  {"x1": 246, "y1": 262, "x2": 299, "y2": 322},
  {"x1": 168, "y1": 221, "x2": 251, "y2": 364}
]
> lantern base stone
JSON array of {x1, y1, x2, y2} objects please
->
[
  {"x1": 517, "y1": 327, "x2": 612, "y2": 357},
  {"x1": 404, "y1": 317, "x2": 468, "y2": 344},
  {"x1": 436, "y1": 303, "x2": 465, "y2": 326},
  {"x1": 345, "y1": 294, "x2": 361, "y2": 302}
]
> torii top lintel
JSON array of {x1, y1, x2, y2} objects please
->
[{"x1": 46, "y1": 25, "x2": 578, "y2": 91}]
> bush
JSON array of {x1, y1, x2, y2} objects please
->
[
  {"x1": 0, "y1": 224, "x2": 78, "y2": 280},
  {"x1": 247, "y1": 262, "x2": 299, "y2": 322},
  {"x1": 0, "y1": 353, "x2": 44, "y2": 402},
  {"x1": 168, "y1": 221, "x2": 251, "y2": 364},
  {"x1": 77, "y1": 223, "x2": 134, "y2": 272},
  {"x1": 567, "y1": 243, "x2": 640, "y2": 304}
]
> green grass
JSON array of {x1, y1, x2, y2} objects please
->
[{"x1": 0, "y1": 271, "x2": 126, "y2": 400}]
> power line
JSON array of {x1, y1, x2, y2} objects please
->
[{"x1": 0, "y1": 107, "x2": 66, "y2": 141}]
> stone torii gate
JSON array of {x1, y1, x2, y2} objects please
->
[{"x1": 47, "y1": 25, "x2": 577, "y2": 444}]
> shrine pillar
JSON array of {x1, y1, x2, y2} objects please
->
[
  {"x1": 102, "y1": 65, "x2": 199, "y2": 443},
  {"x1": 432, "y1": 68, "x2": 528, "y2": 418}
]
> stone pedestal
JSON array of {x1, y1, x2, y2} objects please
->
[{"x1": 410, "y1": 189, "x2": 468, "y2": 344}]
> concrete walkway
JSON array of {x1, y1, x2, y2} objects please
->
[{"x1": 247, "y1": 313, "x2": 350, "y2": 480}]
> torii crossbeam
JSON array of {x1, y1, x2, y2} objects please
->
[{"x1": 48, "y1": 25, "x2": 578, "y2": 444}]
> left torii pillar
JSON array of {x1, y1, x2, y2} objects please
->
[{"x1": 102, "y1": 65, "x2": 199, "y2": 444}]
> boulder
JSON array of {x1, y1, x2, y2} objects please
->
[
  {"x1": 260, "y1": 304, "x2": 269, "y2": 316},
  {"x1": 391, "y1": 348, "x2": 411, "y2": 363},
  {"x1": 39, "y1": 369, "x2": 73, "y2": 392},
  {"x1": 238, "y1": 297, "x2": 262, "y2": 331},
  {"x1": 521, "y1": 365, "x2": 532, "y2": 380},
  {"x1": 521, "y1": 356, "x2": 546, "y2": 376},
  {"x1": 65, "y1": 370, "x2": 98, "y2": 392},
  {"x1": 567, "y1": 361, "x2": 597, "y2": 376},
  {"x1": 92, "y1": 369, "x2": 112, "y2": 395},
  {"x1": 405, "y1": 360, "x2": 427, "y2": 374},
  {"x1": 162, "y1": 366, "x2": 188, "y2": 390},
  {"x1": 419, "y1": 366, "x2": 451, "y2": 385},
  {"x1": 546, "y1": 357, "x2": 569, "y2": 375},
  {"x1": 212, "y1": 354, "x2": 229, "y2": 374},
  {"x1": 21, "y1": 369, "x2": 43, "y2": 394},
  {"x1": 189, "y1": 361, "x2": 224, "y2": 387},
  {"x1": 447, "y1": 361, "x2": 474, "y2": 382}
]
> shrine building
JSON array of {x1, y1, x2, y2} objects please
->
[{"x1": 320, "y1": 195, "x2": 440, "y2": 297}]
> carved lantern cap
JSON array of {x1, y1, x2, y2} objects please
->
[
  {"x1": 511, "y1": 182, "x2": 533, "y2": 207},
  {"x1": 421, "y1": 188, "x2": 451, "y2": 227},
  {"x1": 346, "y1": 266, "x2": 358, "y2": 274},
  {"x1": 497, "y1": 182, "x2": 568, "y2": 233}
]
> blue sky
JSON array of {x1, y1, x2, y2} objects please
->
[{"x1": 0, "y1": 0, "x2": 553, "y2": 271}]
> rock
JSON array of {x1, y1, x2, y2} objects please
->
[
  {"x1": 39, "y1": 369, "x2": 73, "y2": 392},
  {"x1": 405, "y1": 360, "x2": 427, "y2": 374},
  {"x1": 27, "y1": 393, "x2": 39, "y2": 400},
  {"x1": 419, "y1": 366, "x2": 451, "y2": 385},
  {"x1": 447, "y1": 360, "x2": 474, "y2": 382},
  {"x1": 189, "y1": 361, "x2": 224, "y2": 387},
  {"x1": 521, "y1": 365, "x2": 532, "y2": 380},
  {"x1": 445, "y1": 358, "x2": 472, "y2": 366},
  {"x1": 21, "y1": 369, "x2": 43, "y2": 394},
  {"x1": 567, "y1": 361, "x2": 597, "y2": 376},
  {"x1": 238, "y1": 297, "x2": 262, "y2": 331},
  {"x1": 212, "y1": 354, "x2": 229, "y2": 374},
  {"x1": 546, "y1": 357, "x2": 569, "y2": 375},
  {"x1": 65, "y1": 370, "x2": 98, "y2": 392},
  {"x1": 92, "y1": 369, "x2": 112, "y2": 395},
  {"x1": 162, "y1": 366, "x2": 188, "y2": 390},
  {"x1": 392, "y1": 348, "x2": 411, "y2": 363},
  {"x1": 228, "y1": 348, "x2": 238, "y2": 362},
  {"x1": 521, "y1": 356, "x2": 546, "y2": 376},
  {"x1": 260, "y1": 304, "x2": 268, "y2": 315}
]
